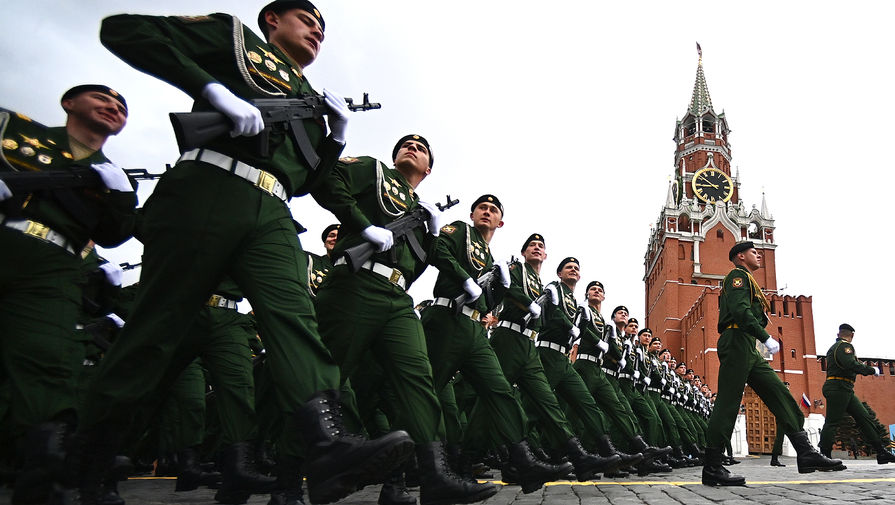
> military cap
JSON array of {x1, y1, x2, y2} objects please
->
[
  {"x1": 612, "y1": 305, "x2": 629, "y2": 317},
  {"x1": 392, "y1": 134, "x2": 433, "y2": 167},
  {"x1": 686, "y1": 368, "x2": 694, "y2": 375},
  {"x1": 638, "y1": 328, "x2": 652, "y2": 336},
  {"x1": 729, "y1": 241, "x2": 755, "y2": 261},
  {"x1": 61, "y1": 85, "x2": 127, "y2": 115},
  {"x1": 660, "y1": 348, "x2": 670, "y2": 355},
  {"x1": 839, "y1": 323, "x2": 855, "y2": 333},
  {"x1": 649, "y1": 336, "x2": 662, "y2": 345},
  {"x1": 556, "y1": 256, "x2": 579, "y2": 274},
  {"x1": 471, "y1": 194, "x2": 504, "y2": 216},
  {"x1": 675, "y1": 362, "x2": 686, "y2": 369},
  {"x1": 627, "y1": 317, "x2": 639, "y2": 326},
  {"x1": 521, "y1": 233, "x2": 544, "y2": 253},
  {"x1": 321, "y1": 223, "x2": 340, "y2": 243},
  {"x1": 586, "y1": 280, "x2": 604, "y2": 292},
  {"x1": 258, "y1": 0, "x2": 324, "y2": 34}
]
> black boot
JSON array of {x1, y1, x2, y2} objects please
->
[
  {"x1": 629, "y1": 435, "x2": 670, "y2": 465},
  {"x1": 770, "y1": 454, "x2": 785, "y2": 467},
  {"x1": 565, "y1": 438, "x2": 619, "y2": 481},
  {"x1": 685, "y1": 442, "x2": 704, "y2": 464},
  {"x1": 267, "y1": 454, "x2": 304, "y2": 505},
  {"x1": 701, "y1": 447, "x2": 745, "y2": 486},
  {"x1": 64, "y1": 424, "x2": 123, "y2": 505},
  {"x1": 378, "y1": 466, "x2": 416, "y2": 505},
  {"x1": 876, "y1": 447, "x2": 895, "y2": 465},
  {"x1": 214, "y1": 442, "x2": 277, "y2": 504},
  {"x1": 725, "y1": 454, "x2": 740, "y2": 465},
  {"x1": 665, "y1": 449, "x2": 687, "y2": 469},
  {"x1": 298, "y1": 390, "x2": 415, "y2": 505},
  {"x1": 672, "y1": 446, "x2": 695, "y2": 467},
  {"x1": 13, "y1": 422, "x2": 70, "y2": 504},
  {"x1": 176, "y1": 447, "x2": 221, "y2": 492},
  {"x1": 789, "y1": 431, "x2": 846, "y2": 474},
  {"x1": 596, "y1": 435, "x2": 642, "y2": 470},
  {"x1": 417, "y1": 441, "x2": 498, "y2": 505},
  {"x1": 256, "y1": 440, "x2": 277, "y2": 476},
  {"x1": 506, "y1": 441, "x2": 574, "y2": 494},
  {"x1": 97, "y1": 479, "x2": 125, "y2": 505}
]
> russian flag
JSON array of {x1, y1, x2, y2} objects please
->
[{"x1": 801, "y1": 393, "x2": 811, "y2": 409}]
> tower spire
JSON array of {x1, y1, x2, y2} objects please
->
[{"x1": 689, "y1": 42, "x2": 714, "y2": 115}]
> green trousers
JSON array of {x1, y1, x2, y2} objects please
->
[
  {"x1": 81, "y1": 163, "x2": 340, "y2": 460},
  {"x1": 619, "y1": 379, "x2": 663, "y2": 445},
  {"x1": 667, "y1": 403, "x2": 696, "y2": 446},
  {"x1": 648, "y1": 391, "x2": 681, "y2": 447},
  {"x1": 819, "y1": 380, "x2": 881, "y2": 453},
  {"x1": 0, "y1": 229, "x2": 81, "y2": 443},
  {"x1": 705, "y1": 328, "x2": 802, "y2": 449},
  {"x1": 421, "y1": 306, "x2": 525, "y2": 446},
  {"x1": 158, "y1": 359, "x2": 206, "y2": 454},
  {"x1": 573, "y1": 360, "x2": 639, "y2": 446},
  {"x1": 317, "y1": 266, "x2": 443, "y2": 444},
  {"x1": 772, "y1": 418, "x2": 785, "y2": 456}
]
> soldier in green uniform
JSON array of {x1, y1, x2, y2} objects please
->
[
  {"x1": 658, "y1": 350, "x2": 702, "y2": 462},
  {"x1": 0, "y1": 84, "x2": 136, "y2": 503},
  {"x1": 421, "y1": 199, "x2": 576, "y2": 491},
  {"x1": 479, "y1": 234, "x2": 625, "y2": 481},
  {"x1": 315, "y1": 136, "x2": 501, "y2": 505},
  {"x1": 642, "y1": 334, "x2": 693, "y2": 467},
  {"x1": 818, "y1": 323, "x2": 895, "y2": 464},
  {"x1": 73, "y1": 3, "x2": 416, "y2": 504},
  {"x1": 702, "y1": 241, "x2": 844, "y2": 486},
  {"x1": 307, "y1": 224, "x2": 338, "y2": 297}
]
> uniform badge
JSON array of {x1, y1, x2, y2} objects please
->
[
  {"x1": 2, "y1": 139, "x2": 17, "y2": 150},
  {"x1": 339, "y1": 156, "x2": 359, "y2": 163},
  {"x1": 441, "y1": 225, "x2": 456, "y2": 234},
  {"x1": 62, "y1": 151, "x2": 73, "y2": 159},
  {"x1": 19, "y1": 146, "x2": 35, "y2": 156},
  {"x1": 732, "y1": 278, "x2": 744, "y2": 288},
  {"x1": 291, "y1": 67, "x2": 302, "y2": 78},
  {"x1": 248, "y1": 51, "x2": 263, "y2": 64},
  {"x1": 844, "y1": 347, "x2": 853, "y2": 354},
  {"x1": 279, "y1": 69, "x2": 290, "y2": 81},
  {"x1": 392, "y1": 187, "x2": 399, "y2": 196},
  {"x1": 399, "y1": 192, "x2": 405, "y2": 200},
  {"x1": 46, "y1": 138, "x2": 56, "y2": 145},
  {"x1": 15, "y1": 112, "x2": 32, "y2": 121},
  {"x1": 37, "y1": 154, "x2": 52, "y2": 164},
  {"x1": 264, "y1": 60, "x2": 277, "y2": 71},
  {"x1": 177, "y1": 15, "x2": 212, "y2": 22}
]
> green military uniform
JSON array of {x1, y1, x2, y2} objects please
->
[
  {"x1": 661, "y1": 366, "x2": 698, "y2": 450},
  {"x1": 83, "y1": 14, "x2": 344, "y2": 464},
  {"x1": 818, "y1": 337, "x2": 880, "y2": 454},
  {"x1": 705, "y1": 265, "x2": 803, "y2": 449},
  {"x1": 306, "y1": 251, "x2": 333, "y2": 297},
  {"x1": 645, "y1": 349, "x2": 681, "y2": 448},
  {"x1": 617, "y1": 335, "x2": 663, "y2": 445},
  {"x1": 0, "y1": 110, "x2": 135, "y2": 443},
  {"x1": 315, "y1": 155, "x2": 443, "y2": 444},
  {"x1": 421, "y1": 220, "x2": 526, "y2": 447}
]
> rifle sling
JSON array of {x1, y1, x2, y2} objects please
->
[
  {"x1": 288, "y1": 118, "x2": 320, "y2": 171},
  {"x1": 403, "y1": 229, "x2": 427, "y2": 263}
]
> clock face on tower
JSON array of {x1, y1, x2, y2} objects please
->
[{"x1": 691, "y1": 168, "x2": 733, "y2": 203}]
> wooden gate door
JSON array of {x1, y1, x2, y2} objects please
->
[{"x1": 742, "y1": 386, "x2": 777, "y2": 454}]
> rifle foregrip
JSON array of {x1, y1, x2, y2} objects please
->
[
  {"x1": 169, "y1": 112, "x2": 232, "y2": 152},
  {"x1": 343, "y1": 243, "x2": 375, "y2": 272}
]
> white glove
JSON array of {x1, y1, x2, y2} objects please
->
[
  {"x1": 644, "y1": 376, "x2": 651, "y2": 386},
  {"x1": 684, "y1": 394, "x2": 690, "y2": 402},
  {"x1": 578, "y1": 303, "x2": 592, "y2": 322},
  {"x1": 91, "y1": 162, "x2": 133, "y2": 192},
  {"x1": 361, "y1": 225, "x2": 394, "y2": 252},
  {"x1": 764, "y1": 337, "x2": 780, "y2": 355},
  {"x1": 545, "y1": 284, "x2": 559, "y2": 305},
  {"x1": 661, "y1": 378, "x2": 667, "y2": 386},
  {"x1": 496, "y1": 260, "x2": 511, "y2": 288},
  {"x1": 618, "y1": 359, "x2": 627, "y2": 370},
  {"x1": 463, "y1": 277, "x2": 482, "y2": 302},
  {"x1": 99, "y1": 262, "x2": 124, "y2": 287},
  {"x1": 527, "y1": 301, "x2": 542, "y2": 319},
  {"x1": 596, "y1": 339, "x2": 609, "y2": 353},
  {"x1": 323, "y1": 88, "x2": 351, "y2": 144},
  {"x1": 417, "y1": 200, "x2": 443, "y2": 237},
  {"x1": 569, "y1": 326, "x2": 580, "y2": 339},
  {"x1": 105, "y1": 313, "x2": 125, "y2": 328},
  {"x1": 0, "y1": 179, "x2": 12, "y2": 201},
  {"x1": 633, "y1": 370, "x2": 641, "y2": 380},
  {"x1": 202, "y1": 82, "x2": 264, "y2": 137},
  {"x1": 874, "y1": 366, "x2": 882, "y2": 376}
]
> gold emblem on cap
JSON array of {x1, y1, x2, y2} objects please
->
[
  {"x1": 248, "y1": 51, "x2": 263, "y2": 64},
  {"x1": 314, "y1": 8, "x2": 320, "y2": 17},
  {"x1": 20, "y1": 146, "x2": 35, "y2": 156},
  {"x1": 487, "y1": 196, "x2": 493, "y2": 202},
  {"x1": 108, "y1": 89, "x2": 119, "y2": 97},
  {"x1": 264, "y1": 60, "x2": 277, "y2": 71},
  {"x1": 38, "y1": 154, "x2": 52, "y2": 164},
  {"x1": 412, "y1": 135, "x2": 420, "y2": 140},
  {"x1": 2, "y1": 139, "x2": 18, "y2": 150}
]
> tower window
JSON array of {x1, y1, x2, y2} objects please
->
[
  {"x1": 703, "y1": 120, "x2": 714, "y2": 133},
  {"x1": 716, "y1": 229, "x2": 724, "y2": 239}
]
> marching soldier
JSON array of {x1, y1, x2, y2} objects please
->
[
  {"x1": 702, "y1": 242, "x2": 844, "y2": 486},
  {"x1": 818, "y1": 323, "x2": 895, "y2": 464},
  {"x1": 307, "y1": 224, "x2": 338, "y2": 296}
]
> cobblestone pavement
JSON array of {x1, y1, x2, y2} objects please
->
[{"x1": 2, "y1": 455, "x2": 894, "y2": 505}]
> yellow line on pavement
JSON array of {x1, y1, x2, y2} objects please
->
[{"x1": 484, "y1": 477, "x2": 895, "y2": 487}]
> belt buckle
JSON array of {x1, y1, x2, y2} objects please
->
[
  {"x1": 388, "y1": 268, "x2": 402, "y2": 285},
  {"x1": 469, "y1": 309, "x2": 480, "y2": 321},
  {"x1": 256, "y1": 171, "x2": 277, "y2": 195},
  {"x1": 25, "y1": 221, "x2": 51, "y2": 240},
  {"x1": 528, "y1": 330, "x2": 538, "y2": 341},
  {"x1": 207, "y1": 295, "x2": 222, "y2": 307}
]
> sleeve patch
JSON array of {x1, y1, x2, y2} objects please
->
[
  {"x1": 844, "y1": 347, "x2": 853, "y2": 354},
  {"x1": 732, "y1": 277, "x2": 744, "y2": 288},
  {"x1": 440, "y1": 225, "x2": 456, "y2": 234},
  {"x1": 338, "y1": 156, "x2": 359, "y2": 163}
]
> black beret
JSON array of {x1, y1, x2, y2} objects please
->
[
  {"x1": 392, "y1": 134, "x2": 433, "y2": 167},
  {"x1": 556, "y1": 257, "x2": 579, "y2": 274},
  {"x1": 649, "y1": 336, "x2": 662, "y2": 345},
  {"x1": 660, "y1": 348, "x2": 670, "y2": 355},
  {"x1": 637, "y1": 328, "x2": 652, "y2": 337},
  {"x1": 675, "y1": 362, "x2": 686, "y2": 369},
  {"x1": 627, "y1": 317, "x2": 639, "y2": 326},
  {"x1": 586, "y1": 280, "x2": 604, "y2": 293},
  {"x1": 612, "y1": 305, "x2": 628, "y2": 317},
  {"x1": 258, "y1": 0, "x2": 324, "y2": 34},
  {"x1": 320, "y1": 224, "x2": 340, "y2": 243},
  {"x1": 471, "y1": 194, "x2": 504, "y2": 216},
  {"x1": 839, "y1": 323, "x2": 855, "y2": 333},
  {"x1": 729, "y1": 241, "x2": 755, "y2": 261},
  {"x1": 61, "y1": 85, "x2": 127, "y2": 115},
  {"x1": 520, "y1": 233, "x2": 545, "y2": 253},
  {"x1": 686, "y1": 369, "x2": 694, "y2": 374}
]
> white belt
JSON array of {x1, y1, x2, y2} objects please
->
[
  {"x1": 178, "y1": 148, "x2": 288, "y2": 202},
  {"x1": 647, "y1": 387, "x2": 661, "y2": 393},
  {"x1": 576, "y1": 353, "x2": 601, "y2": 365},
  {"x1": 207, "y1": 294, "x2": 239, "y2": 310},
  {"x1": 535, "y1": 341, "x2": 567, "y2": 354},
  {"x1": 619, "y1": 372, "x2": 633, "y2": 380},
  {"x1": 601, "y1": 367, "x2": 618, "y2": 377},
  {"x1": 0, "y1": 213, "x2": 76, "y2": 255},
  {"x1": 433, "y1": 297, "x2": 481, "y2": 322},
  {"x1": 334, "y1": 257, "x2": 406, "y2": 290},
  {"x1": 496, "y1": 320, "x2": 538, "y2": 340}
]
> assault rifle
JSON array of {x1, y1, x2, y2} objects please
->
[
  {"x1": 119, "y1": 261, "x2": 142, "y2": 271},
  {"x1": 521, "y1": 291, "x2": 550, "y2": 327},
  {"x1": 451, "y1": 263, "x2": 503, "y2": 315},
  {"x1": 0, "y1": 167, "x2": 163, "y2": 193},
  {"x1": 169, "y1": 93, "x2": 381, "y2": 168},
  {"x1": 343, "y1": 195, "x2": 459, "y2": 272}
]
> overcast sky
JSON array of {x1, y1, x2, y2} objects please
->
[{"x1": 4, "y1": 1, "x2": 894, "y2": 359}]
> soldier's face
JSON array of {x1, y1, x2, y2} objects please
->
[
  {"x1": 324, "y1": 229, "x2": 338, "y2": 252},
  {"x1": 587, "y1": 285, "x2": 605, "y2": 304},
  {"x1": 470, "y1": 202, "x2": 503, "y2": 232},
  {"x1": 639, "y1": 333, "x2": 652, "y2": 346},
  {"x1": 523, "y1": 240, "x2": 546, "y2": 263},
  {"x1": 63, "y1": 92, "x2": 127, "y2": 135},
  {"x1": 650, "y1": 340, "x2": 662, "y2": 352},
  {"x1": 266, "y1": 8, "x2": 324, "y2": 68},
  {"x1": 394, "y1": 141, "x2": 431, "y2": 177},
  {"x1": 675, "y1": 365, "x2": 686, "y2": 376},
  {"x1": 625, "y1": 322, "x2": 638, "y2": 335},
  {"x1": 558, "y1": 263, "x2": 580, "y2": 283},
  {"x1": 613, "y1": 310, "x2": 627, "y2": 325},
  {"x1": 737, "y1": 248, "x2": 762, "y2": 271}
]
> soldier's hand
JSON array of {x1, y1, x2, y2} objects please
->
[
  {"x1": 618, "y1": 358, "x2": 626, "y2": 370},
  {"x1": 417, "y1": 200, "x2": 443, "y2": 236},
  {"x1": 105, "y1": 313, "x2": 125, "y2": 328},
  {"x1": 496, "y1": 260, "x2": 511, "y2": 288},
  {"x1": 578, "y1": 302, "x2": 592, "y2": 322},
  {"x1": 569, "y1": 325, "x2": 580, "y2": 339},
  {"x1": 91, "y1": 162, "x2": 134, "y2": 192},
  {"x1": 597, "y1": 339, "x2": 609, "y2": 353},
  {"x1": 643, "y1": 376, "x2": 651, "y2": 386},
  {"x1": 99, "y1": 262, "x2": 124, "y2": 287},
  {"x1": 323, "y1": 89, "x2": 351, "y2": 144},
  {"x1": 0, "y1": 179, "x2": 12, "y2": 201},
  {"x1": 202, "y1": 83, "x2": 264, "y2": 137},
  {"x1": 764, "y1": 337, "x2": 780, "y2": 354},
  {"x1": 361, "y1": 225, "x2": 394, "y2": 252},
  {"x1": 463, "y1": 277, "x2": 482, "y2": 302},
  {"x1": 527, "y1": 301, "x2": 541, "y2": 319},
  {"x1": 545, "y1": 284, "x2": 559, "y2": 305}
]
